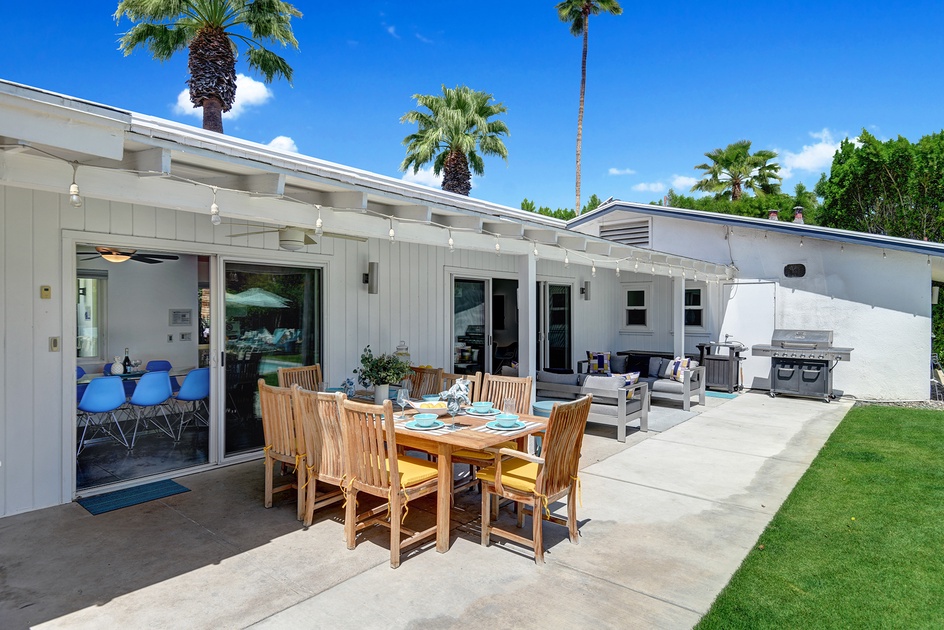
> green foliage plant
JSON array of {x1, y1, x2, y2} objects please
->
[
  {"x1": 399, "y1": 85, "x2": 509, "y2": 196},
  {"x1": 354, "y1": 345, "x2": 412, "y2": 387},
  {"x1": 691, "y1": 140, "x2": 782, "y2": 201},
  {"x1": 115, "y1": 0, "x2": 302, "y2": 133}
]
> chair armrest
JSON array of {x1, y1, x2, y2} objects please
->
[{"x1": 498, "y1": 447, "x2": 542, "y2": 464}]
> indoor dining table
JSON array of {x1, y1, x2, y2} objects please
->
[{"x1": 392, "y1": 410, "x2": 547, "y2": 553}]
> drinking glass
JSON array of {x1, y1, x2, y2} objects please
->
[
  {"x1": 317, "y1": 381, "x2": 327, "y2": 392},
  {"x1": 447, "y1": 396, "x2": 461, "y2": 424},
  {"x1": 502, "y1": 397, "x2": 517, "y2": 415},
  {"x1": 396, "y1": 384, "x2": 411, "y2": 419}
]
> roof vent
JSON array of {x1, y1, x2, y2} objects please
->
[{"x1": 600, "y1": 219, "x2": 650, "y2": 247}]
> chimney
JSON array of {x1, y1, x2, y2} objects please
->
[
  {"x1": 793, "y1": 205, "x2": 805, "y2": 224},
  {"x1": 768, "y1": 209, "x2": 779, "y2": 221}
]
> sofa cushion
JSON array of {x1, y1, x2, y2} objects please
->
[
  {"x1": 583, "y1": 374, "x2": 625, "y2": 391},
  {"x1": 649, "y1": 356, "x2": 667, "y2": 378},
  {"x1": 651, "y1": 379, "x2": 685, "y2": 394},
  {"x1": 664, "y1": 357, "x2": 698, "y2": 382},
  {"x1": 614, "y1": 371, "x2": 641, "y2": 399},
  {"x1": 610, "y1": 354, "x2": 629, "y2": 374},
  {"x1": 586, "y1": 351, "x2": 611, "y2": 373},
  {"x1": 537, "y1": 370, "x2": 578, "y2": 386}
]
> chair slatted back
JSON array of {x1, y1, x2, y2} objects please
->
[
  {"x1": 409, "y1": 366, "x2": 444, "y2": 397},
  {"x1": 538, "y1": 395, "x2": 592, "y2": 497},
  {"x1": 480, "y1": 374, "x2": 533, "y2": 414},
  {"x1": 278, "y1": 364, "x2": 323, "y2": 391},
  {"x1": 293, "y1": 386, "x2": 346, "y2": 484},
  {"x1": 258, "y1": 380, "x2": 302, "y2": 459},
  {"x1": 340, "y1": 399, "x2": 400, "y2": 494},
  {"x1": 443, "y1": 371, "x2": 482, "y2": 403}
]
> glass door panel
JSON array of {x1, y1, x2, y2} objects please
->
[
  {"x1": 547, "y1": 284, "x2": 572, "y2": 370},
  {"x1": 224, "y1": 262, "x2": 322, "y2": 457},
  {"x1": 453, "y1": 279, "x2": 488, "y2": 375}
]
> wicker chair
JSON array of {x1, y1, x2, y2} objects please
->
[
  {"x1": 477, "y1": 395, "x2": 592, "y2": 563},
  {"x1": 258, "y1": 379, "x2": 306, "y2": 520},
  {"x1": 442, "y1": 371, "x2": 482, "y2": 402},
  {"x1": 409, "y1": 366, "x2": 444, "y2": 397},
  {"x1": 277, "y1": 364, "x2": 323, "y2": 391},
  {"x1": 292, "y1": 386, "x2": 346, "y2": 526},
  {"x1": 339, "y1": 398, "x2": 439, "y2": 568}
]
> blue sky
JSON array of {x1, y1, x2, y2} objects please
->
[{"x1": 4, "y1": 1, "x2": 944, "y2": 211}]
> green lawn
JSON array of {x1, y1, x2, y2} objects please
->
[{"x1": 696, "y1": 405, "x2": 944, "y2": 629}]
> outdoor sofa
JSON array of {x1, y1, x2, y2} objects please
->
[
  {"x1": 577, "y1": 351, "x2": 707, "y2": 412},
  {"x1": 534, "y1": 371, "x2": 649, "y2": 442}
]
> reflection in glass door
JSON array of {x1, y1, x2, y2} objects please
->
[
  {"x1": 537, "y1": 282, "x2": 572, "y2": 371},
  {"x1": 453, "y1": 279, "x2": 489, "y2": 375},
  {"x1": 224, "y1": 263, "x2": 322, "y2": 457}
]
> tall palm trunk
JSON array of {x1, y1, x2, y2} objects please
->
[
  {"x1": 442, "y1": 150, "x2": 472, "y2": 196},
  {"x1": 575, "y1": 19, "x2": 589, "y2": 215}
]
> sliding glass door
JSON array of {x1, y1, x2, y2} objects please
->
[
  {"x1": 453, "y1": 278, "x2": 489, "y2": 375},
  {"x1": 223, "y1": 262, "x2": 322, "y2": 457},
  {"x1": 537, "y1": 282, "x2": 572, "y2": 371}
]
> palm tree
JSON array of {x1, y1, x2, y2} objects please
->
[
  {"x1": 556, "y1": 0, "x2": 623, "y2": 215},
  {"x1": 115, "y1": 0, "x2": 302, "y2": 134},
  {"x1": 691, "y1": 140, "x2": 782, "y2": 201},
  {"x1": 399, "y1": 85, "x2": 509, "y2": 196}
]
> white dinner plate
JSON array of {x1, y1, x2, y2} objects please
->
[{"x1": 486, "y1": 420, "x2": 525, "y2": 431}]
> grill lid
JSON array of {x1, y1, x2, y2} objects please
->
[{"x1": 770, "y1": 329, "x2": 833, "y2": 348}]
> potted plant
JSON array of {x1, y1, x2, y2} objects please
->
[{"x1": 354, "y1": 345, "x2": 413, "y2": 403}]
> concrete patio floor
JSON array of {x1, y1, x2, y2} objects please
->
[{"x1": 0, "y1": 391, "x2": 852, "y2": 629}]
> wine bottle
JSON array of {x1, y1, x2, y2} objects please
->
[{"x1": 123, "y1": 348, "x2": 132, "y2": 372}]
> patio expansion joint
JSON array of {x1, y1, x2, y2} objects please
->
[{"x1": 554, "y1": 558, "x2": 705, "y2": 616}]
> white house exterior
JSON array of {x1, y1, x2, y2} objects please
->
[
  {"x1": 0, "y1": 78, "x2": 938, "y2": 519},
  {"x1": 570, "y1": 202, "x2": 944, "y2": 402}
]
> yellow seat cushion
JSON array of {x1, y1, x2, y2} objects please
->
[
  {"x1": 389, "y1": 455, "x2": 438, "y2": 487},
  {"x1": 453, "y1": 441, "x2": 517, "y2": 461},
  {"x1": 476, "y1": 458, "x2": 540, "y2": 494}
]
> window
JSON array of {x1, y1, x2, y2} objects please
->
[
  {"x1": 77, "y1": 271, "x2": 107, "y2": 361},
  {"x1": 622, "y1": 283, "x2": 650, "y2": 330},
  {"x1": 684, "y1": 286, "x2": 704, "y2": 328}
]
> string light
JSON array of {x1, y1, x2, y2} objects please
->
[
  {"x1": 591, "y1": 262, "x2": 596, "y2": 277},
  {"x1": 315, "y1": 207, "x2": 323, "y2": 235},
  {"x1": 564, "y1": 251, "x2": 569, "y2": 267},
  {"x1": 209, "y1": 187, "x2": 221, "y2": 225},
  {"x1": 447, "y1": 230, "x2": 454, "y2": 252},
  {"x1": 388, "y1": 218, "x2": 396, "y2": 242},
  {"x1": 615, "y1": 263, "x2": 620, "y2": 277},
  {"x1": 495, "y1": 236, "x2": 501, "y2": 256},
  {"x1": 634, "y1": 259, "x2": 639, "y2": 271},
  {"x1": 799, "y1": 237, "x2": 803, "y2": 247},
  {"x1": 533, "y1": 242, "x2": 540, "y2": 258},
  {"x1": 883, "y1": 250, "x2": 887, "y2": 259},
  {"x1": 69, "y1": 162, "x2": 82, "y2": 208}
]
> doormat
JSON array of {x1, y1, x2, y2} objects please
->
[
  {"x1": 706, "y1": 391, "x2": 738, "y2": 399},
  {"x1": 77, "y1": 479, "x2": 190, "y2": 515}
]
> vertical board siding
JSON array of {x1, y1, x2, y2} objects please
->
[{"x1": 0, "y1": 186, "x2": 7, "y2": 515}]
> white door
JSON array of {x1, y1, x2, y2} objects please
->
[{"x1": 719, "y1": 281, "x2": 776, "y2": 390}]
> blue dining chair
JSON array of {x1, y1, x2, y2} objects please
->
[
  {"x1": 128, "y1": 371, "x2": 174, "y2": 445},
  {"x1": 77, "y1": 376, "x2": 131, "y2": 456},
  {"x1": 146, "y1": 360, "x2": 180, "y2": 393},
  {"x1": 76, "y1": 366, "x2": 88, "y2": 402},
  {"x1": 174, "y1": 367, "x2": 210, "y2": 440}
]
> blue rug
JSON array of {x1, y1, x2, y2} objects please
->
[
  {"x1": 706, "y1": 391, "x2": 738, "y2": 399},
  {"x1": 78, "y1": 480, "x2": 190, "y2": 515}
]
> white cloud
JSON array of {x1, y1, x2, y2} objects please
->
[
  {"x1": 781, "y1": 128, "x2": 843, "y2": 180},
  {"x1": 671, "y1": 175, "x2": 698, "y2": 189},
  {"x1": 416, "y1": 33, "x2": 433, "y2": 44},
  {"x1": 267, "y1": 136, "x2": 298, "y2": 153},
  {"x1": 608, "y1": 167, "x2": 636, "y2": 176},
  {"x1": 173, "y1": 74, "x2": 273, "y2": 120},
  {"x1": 632, "y1": 182, "x2": 666, "y2": 193},
  {"x1": 384, "y1": 23, "x2": 399, "y2": 38},
  {"x1": 401, "y1": 167, "x2": 442, "y2": 188}
]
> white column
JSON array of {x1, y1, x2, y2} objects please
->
[
  {"x1": 518, "y1": 254, "x2": 537, "y2": 394},
  {"x1": 673, "y1": 276, "x2": 685, "y2": 357}
]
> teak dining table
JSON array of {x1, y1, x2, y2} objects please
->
[{"x1": 392, "y1": 411, "x2": 547, "y2": 553}]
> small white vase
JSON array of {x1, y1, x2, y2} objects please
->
[{"x1": 373, "y1": 383, "x2": 389, "y2": 404}]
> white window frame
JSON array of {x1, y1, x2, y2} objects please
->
[
  {"x1": 621, "y1": 282, "x2": 651, "y2": 332},
  {"x1": 683, "y1": 282, "x2": 707, "y2": 332},
  {"x1": 76, "y1": 270, "x2": 108, "y2": 365}
]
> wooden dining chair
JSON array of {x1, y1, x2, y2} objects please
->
[
  {"x1": 339, "y1": 398, "x2": 439, "y2": 568},
  {"x1": 479, "y1": 373, "x2": 533, "y2": 414},
  {"x1": 477, "y1": 395, "x2": 592, "y2": 564},
  {"x1": 443, "y1": 371, "x2": 482, "y2": 402},
  {"x1": 278, "y1": 363, "x2": 323, "y2": 391},
  {"x1": 409, "y1": 366, "x2": 444, "y2": 397},
  {"x1": 258, "y1": 379, "x2": 306, "y2": 520},
  {"x1": 292, "y1": 386, "x2": 346, "y2": 526}
]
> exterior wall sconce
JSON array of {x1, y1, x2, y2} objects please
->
[
  {"x1": 363, "y1": 261, "x2": 379, "y2": 294},
  {"x1": 580, "y1": 280, "x2": 591, "y2": 301}
]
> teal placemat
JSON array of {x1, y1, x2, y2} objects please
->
[{"x1": 78, "y1": 479, "x2": 189, "y2": 515}]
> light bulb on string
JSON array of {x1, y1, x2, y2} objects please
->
[
  {"x1": 634, "y1": 260, "x2": 639, "y2": 271},
  {"x1": 591, "y1": 262, "x2": 596, "y2": 277},
  {"x1": 883, "y1": 250, "x2": 887, "y2": 259},
  {"x1": 315, "y1": 207, "x2": 323, "y2": 235},
  {"x1": 615, "y1": 263, "x2": 620, "y2": 278},
  {"x1": 388, "y1": 218, "x2": 395, "y2": 242},
  {"x1": 495, "y1": 237, "x2": 501, "y2": 256},
  {"x1": 209, "y1": 187, "x2": 221, "y2": 225},
  {"x1": 533, "y1": 242, "x2": 539, "y2": 258},
  {"x1": 447, "y1": 230, "x2": 454, "y2": 252},
  {"x1": 564, "y1": 251, "x2": 569, "y2": 267},
  {"x1": 69, "y1": 162, "x2": 83, "y2": 208}
]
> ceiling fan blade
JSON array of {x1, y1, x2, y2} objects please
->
[
  {"x1": 322, "y1": 232, "x2": 367, "y2": 242},
  {"x1": 79, "y1": 255, "x2": 101, "y2": 261},
  {"x1": 130, "y1": 255, "x2": 164, "y2": 264},
  {"x1": 135, "y1": 253, "x2": 178, "y2": 260}
]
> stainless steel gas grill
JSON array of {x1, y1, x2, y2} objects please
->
[{"x1": 751, "y1": 329, "x2": 853, "y2": 402}]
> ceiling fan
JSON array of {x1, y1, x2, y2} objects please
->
[
  {"x1": 79, "y1": 246, "x2": 180, "y2": 264},
  {"x1": 229, "y1": 226, "x2": 366, "y2": 251}
]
